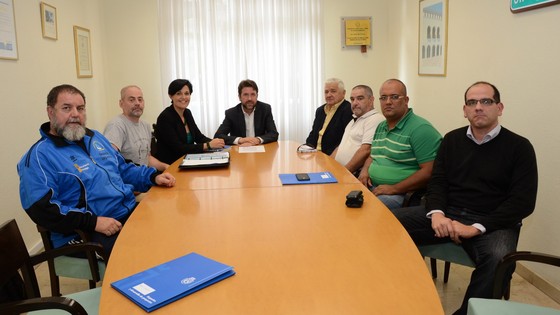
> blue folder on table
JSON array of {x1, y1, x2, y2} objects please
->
[
  {"x1": 278, "y1": 171, "x2": 338, "y2": 185},
  {"x1": 111, "y1": 252, "x2": 235, "y2": 312}
]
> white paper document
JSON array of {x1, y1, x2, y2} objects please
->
[{"x1": 239, "y1": 146, "x2": 265, "y2": 153}]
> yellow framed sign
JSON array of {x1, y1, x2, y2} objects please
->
[{"x1": 341, "y1": 17, "x2": 371, "y2": 49}]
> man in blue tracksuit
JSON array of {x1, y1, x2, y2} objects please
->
[{"x1": 17, "y1": 84, "x2": 176, "y2": 259}]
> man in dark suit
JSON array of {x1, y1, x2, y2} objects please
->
[
  {"x1": 214, "y1": 79, "x2": 279, "y2": 146},
  {"x1": 305, "y1": 78, "x2": 353, "y2": 155}
]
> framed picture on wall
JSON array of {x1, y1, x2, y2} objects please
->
[
  {"x1": 73, "y1": 26, "x2": 93, "y2": 78},
  {"x1": 418, "y1": 0, "x2": 448, "y2": 76},
  {"x1": 40, "y1": 2, "x2": 57, "y2": 40},
  {"x1": 0, "y1": 0, "x2": 18, "y2": 60}
]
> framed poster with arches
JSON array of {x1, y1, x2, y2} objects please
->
[{"x1": 418, "y1": 0, "x2": 448, "y2": 76}]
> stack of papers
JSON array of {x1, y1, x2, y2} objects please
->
[{"x1": 111, "y1": 252, "x2": 235, "y2": 312}]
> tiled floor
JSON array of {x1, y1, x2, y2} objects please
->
[
  {"x1": 35, "y1": 259, "x2": 560, "y2": 314},
  {"x1": 36, "y1": 262, "x2": 94, "y2": 297},
  {"x1": 430, "y1": 260, "x2": 560, "y2": 314}
]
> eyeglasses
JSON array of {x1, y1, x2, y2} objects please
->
[
  {"x1": 379, "y1": 95, "x2": 405, "y2": 102},
  {"x1": 465, "y1": 98, "x2": 496, "y2": 106}
]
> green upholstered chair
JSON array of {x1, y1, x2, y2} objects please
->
[
  {"x1": 401, "y1": 191, "x2": 472, "y2": 285},
  {"x1": 418, "y1": 242, "x2": 475, "y2": 283},
  {"x1": 37, "y1": 226, "x2": 105, "y2": 297},
  {"x1": 0, "y1": 219, "x2": 104, "y2": 315},
  {"x1": 467, "y1": 251, "x2": 560, "y2": 315},
  {"x1": 418, "y1": 242, "x2": 512, "y2": 300},
  {"x1": 401, "y1": 192, "x2": 512, "y2": 298},
  {"x1": 467, "y1": 299, "x2": 560, "y2": 315}
]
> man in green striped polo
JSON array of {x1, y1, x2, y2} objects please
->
[{"x1": 358, "y1": 79, "x2": 441, "y2": 210}]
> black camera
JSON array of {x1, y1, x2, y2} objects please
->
[{"x1": 345, "y1": 190, "x2": 364, "y2": 208}]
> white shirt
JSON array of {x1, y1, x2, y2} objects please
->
[
  {"x1": 233, "y1": 109, "x2": 263, "y2": 144},
  {"x1": 244, "y1": 110, "x2": 256, "y2": 138},
  {"x1": 335, "y1": 109, "x2": 384, "y2": 166},
  {"x1": 466, "y1": 124, "x2": 501, "y2": 145}
]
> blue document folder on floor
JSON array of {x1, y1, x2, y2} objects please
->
[
  {"x1": 111, "y1": 252, "x2": 235, "y2": 312},
  {"x1": 278, "y1": 171, "x2": 338, "y2": 185}
]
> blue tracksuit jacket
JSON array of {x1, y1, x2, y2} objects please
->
[{"x1": 17, "y1": 122, "x2": 157, "y2": 247}]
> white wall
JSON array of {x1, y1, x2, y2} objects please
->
[
  {"x1": 3, "y1": 0, "x2": 560, "y2": 291},
  {"x1": 1, "y1": 0, "x2": 108, "y2": 250},
  {"x1": 0, "y1": 0, "x2": 162, "y2": 250},
  {"x1": 325, "y1": 0, "x2": 560, "y2": 289},
  {"x1": 97, "y1": 0, "x2": 163, "y2": 125},
  {"x1": 322, "y1": 1, "x2": 396, "y2": 101},
  {"x1": 405, "y1": 0, "x2": 560, "y2": 287}
]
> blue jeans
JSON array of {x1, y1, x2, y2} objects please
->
[
  {"x1": 370, "y1": 185, "x2": 405, "y2": 210},
  {"x1": 376, "y1": 194, "x2": 405, "y2": 210},
  {"x1": 392, "y1": 205, "x2": 520, "y2": 315}
]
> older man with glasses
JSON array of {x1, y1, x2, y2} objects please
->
[{"x1": 358, "y1": 79, "x2": 442, "y2": 210}]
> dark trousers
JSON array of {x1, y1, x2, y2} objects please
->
[
  {"x1": 90, "y1": 211, "x2": 133, "y2": 261},
  {"x1": 67, "y1": 209, "x2": 134, "y2": 262},
  {"x1": 392, "y1": 206, "x2": 520, "y2": 315},
  {"x1": 90, "y1": 232, "x2": 120, "y2": 261}
]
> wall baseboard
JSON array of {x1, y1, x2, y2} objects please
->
[
  {"x1": 516, "y1": 262, "x2": 560, "y2": 304},
  {"x1": 29, "y1": 240, "x2": 44, "y2": 256}
]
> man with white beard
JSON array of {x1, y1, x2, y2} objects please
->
[{"x1": 17, "y1": 84, "x2": 176, "y2": 259}]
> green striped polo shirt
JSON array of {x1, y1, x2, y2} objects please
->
[{"x1": 368, "y1": 109, "x2": 441, "y2": 185}]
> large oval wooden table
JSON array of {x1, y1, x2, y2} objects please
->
[{"x1": 99, "y1": 141, "x2": 443, "y2": 314}]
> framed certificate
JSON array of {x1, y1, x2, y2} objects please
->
[
  {"x1": 73, "y1": 26, "x2": 93, "y2": 78},
  {"x1": 0, "y1": 0, "x2": 18, "y2": 60}
]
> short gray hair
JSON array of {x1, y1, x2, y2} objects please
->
[
  {"x1": 325, "y1": 78, "x2": 345, "y2": 90},
  {"x1": 120, "y1": 85, "x2": 142, "y2": 100}
]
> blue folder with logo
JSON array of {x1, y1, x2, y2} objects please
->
[
  {"x1": 111, "y1": 252, "x2": 235, "y2": 312},
  {"x1": 278, "y1": 171, "x2": 338, "y2": 185}
]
